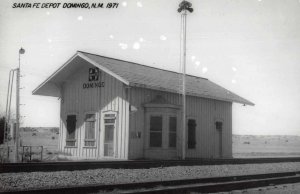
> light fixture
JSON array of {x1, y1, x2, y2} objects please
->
[{"x1": 19, "y1": 47, "x2": 25, "y2": 54}]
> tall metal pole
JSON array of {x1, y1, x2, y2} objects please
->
[
  {"x1": 178, "y1": 1, "x2": 193, "y2": 160},
  {"x1": 181, "y1": 10, "x2": 187, "y2": 160},
  {"x1": 15, "y1": 56, "x2": 20, "y2": 162},
  {"x1": 15, "y1": 47, "x2": 25, "y2": 162}
]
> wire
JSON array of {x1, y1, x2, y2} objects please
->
[{"x1": 5, "y1": 70, "x2": 12, "y2": 118}]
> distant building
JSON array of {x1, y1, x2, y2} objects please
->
[{"x1": 33, "y1": 51, "x2": 254, "y2": 160}]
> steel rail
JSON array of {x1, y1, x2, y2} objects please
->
[
  {"x1": 124, "y1": 175, "x2": 300, "y2": 194},
  {"x1": 2, "y1": 157, "x2": 300, "y2": 173},
  {"x1": 1, "y1": 171, "x2": 300, "y2": 194}
]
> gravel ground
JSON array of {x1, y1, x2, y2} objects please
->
[{"x1": 1, "y1": 162, "x2": 300, "y2": 192}]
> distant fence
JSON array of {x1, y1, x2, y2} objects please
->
[{"x1": 22, "y1": 146, "x2": 43, "y2": 162}]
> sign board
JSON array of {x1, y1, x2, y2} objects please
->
[{"x1": 83, "y1": 67, "x2": 105, "y2": 89}]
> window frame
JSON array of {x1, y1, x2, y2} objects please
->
[
  {"x1": 149, "y1": 114, "x2": 163, "y2": 148},
  {"x1": 146, "y1": 111, "x2": 178, "y2": 149},
  {"x1": 168, "y1": 115, "x2": 177, "y2": 148},
  {"x1": 83, "y1": 112, "x2": 97, "y2": 148}
]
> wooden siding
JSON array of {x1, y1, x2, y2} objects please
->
[
  {"x1": 59, "y1": 63, "x2": 129, "y2": 159},
  {"x1": 128, "y1": 87, "x2": 232, "y2": 159}
]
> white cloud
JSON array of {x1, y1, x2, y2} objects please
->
[
  {"x1": 202, "y1": 67, "x2": 208, "y2": 73},
  {"x1": 232, "y1": 67, "x2": 237, "y2": 72},
  {"x1": 77, "y1": 16, "x2": 83, "y2": 21},
  {"x1": 47, "y1": 39, "x2": 52, "y2": 43},
  {"x1": 195, "y1": 61, "x2": 200, "y2": 66},
  {"x1": 46, "y1": 11, "x2": 50, "y2": 15},
  {"x1": 109, "y1": 35, "x2": 114, "y2": 39},
  {"x1": 139, "y1": 37, "x2": 144, "y2": 42},
  {"x1": 122, "y1": 1, "x2": 127, "y2": 7},
  {"x1": 191, "y1": 56, "x2": 196, "y2": 61},
  {"x1": 133, "y1": 42, "x2": 140, "y2": 50},
  {"x1": 119, "y1": 43, "x2": 128, "y2": 50},
  {"x1": 137, "y1": 1, "x2": 143, "y2": 7},
  {"x1": 232, "y1": 79, "x2": 236, "y2": 84},
  {"x1": 160, "y1": 35, "x2": 167, "y2": 41}
]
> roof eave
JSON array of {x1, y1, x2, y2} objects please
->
[
  {"x1": 32, "y1": 53, "x2": 79, "y2": 95},
  {"x1": 32, "y1": 52, "x2": 130, "y2": 96}
]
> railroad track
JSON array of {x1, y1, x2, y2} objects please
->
[
  {"x1": 2, "y1": 171, "x2": 300, "y2": 194},
  {"x1": 2, "y1": 157, "x2": 300, "y2": 173}
]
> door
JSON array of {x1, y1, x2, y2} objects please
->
[
  {"x1": 103, "y1": 112, "x2": 117, "y2": 157},
  {"x1": 216, "y1": 121, "x2": 223, "y2": 158},
  {"x1": 187, "y1": 119, "x2": 196, "y2": 149}
]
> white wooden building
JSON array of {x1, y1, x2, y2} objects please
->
[{"x1": 33, "y1": 51, "x2": 254, "y2": 160}]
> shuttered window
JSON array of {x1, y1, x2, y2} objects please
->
[
  {"x1": 169, "y1": 117, "x2": 177, "y2": 148},
  {"x1": 149, "y1": 116, "x2": 162, "y2": 147},
  {"x1": 66, "y1": 115, "x2": 76, "y2": 147},
  {"x1": 84, "y1": 114, "x2": 96, "y2": 147},
  {"x1": 188, "y1": 119, "x2": 196, "y2": 149}
]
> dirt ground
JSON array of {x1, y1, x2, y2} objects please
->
[
  {"x1": 233, "y1": 134, "x2": 300, "y2": 158},
  {"x1": 19, "y1": 127, "x2": 59, "y2": 161},
  {"x1": 1, "y1": 129, "x2": 300, "y2": 162},
  {"x1": 0, "y1": 127, "x2": 60, "y2": 162}
]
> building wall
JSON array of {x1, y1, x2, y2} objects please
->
[
  {"x1": 57, "y1": 63, "x2": 232, "y2": 160},
  {"x1": 59, "y1": 64, "x2": 129, "y2": 159},
  {"x1": 186, "y1": 96, "x2": 232, "y2": 159},
  {"x1": 128, "y1": 87, "x2": 232, "y2": 159}
]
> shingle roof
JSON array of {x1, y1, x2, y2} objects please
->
[{"x1": 78, "y1": 51, "x2": 254, "y2": 105}]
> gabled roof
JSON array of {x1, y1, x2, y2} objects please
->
[{"x1": 33, "y1": 51, "x2": 254, "y2": 106}]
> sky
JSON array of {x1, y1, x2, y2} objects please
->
[{"x1": 0, "y1": 0, "x2": 300, "y2": 135}]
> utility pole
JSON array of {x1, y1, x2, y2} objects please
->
[
  {"x1": 15, "y1": 47, "x2": 25, "y2": 162},
  {"x1": 5, "y1": 70, "x2": 15, "y2": 142},
  {"x1": 178, "y1": 1, "x2": 193, "y2": 160}
]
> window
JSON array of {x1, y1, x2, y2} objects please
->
[
  {"x1": 84, "y1": 114, "x2": 96, "y2": 147},
  {"x1": 169, "y1": 117, "x2": 177, "y2": 148},
  {"x1": 216, "y1": 121, "x2": 223, "y2": 130},
  {"x1": 149, "y1": 116, "x2": 163, "y2": 147},
  {"x1": 188, "y1": 119, "x2": 196, "y2": 149},
  {"x1": 66, "y1": 115, "x2": 76, "y2": 147},
  {"x1": 104, "y1": 113, "x2": 117, "y2": 157}
]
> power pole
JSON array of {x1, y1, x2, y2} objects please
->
[
  {"x1": 178, "y1": 1, "x2": 193, "y2": 160},
  {"x1": 5, "y1": 70, "x2": 15, "y2": 141},
  {"x1": 15, "y1": 47, "x2": 25, "y2": 162}
]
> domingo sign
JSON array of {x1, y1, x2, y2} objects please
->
[{"x1": 83, "y1": 68, "x2": 105, "y2": 89}]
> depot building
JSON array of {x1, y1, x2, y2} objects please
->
[{"x1": 33, "y1": 51, "x2": 254, "y2": 160}]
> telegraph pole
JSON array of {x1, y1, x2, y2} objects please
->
[
  {"x1": 15, "y1": 47, "x2": 25, "y2": 162},
  {"x1": 178, "y1": 1, "x2": 193, "y2": 160}
]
